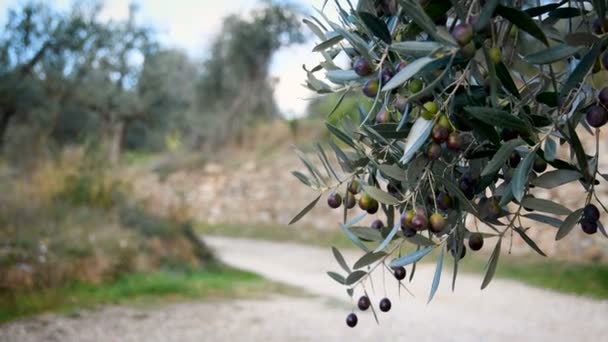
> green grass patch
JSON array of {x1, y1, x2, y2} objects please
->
[
  {"x1": 0, "y1": 265, "x2": 299, "y2": 324},
  {"x1": 457, "y1": 252, "x2": 608, "y2": 299},
  {"x1": 197, "y1": 223, "x2": 608, "y2": 299}
]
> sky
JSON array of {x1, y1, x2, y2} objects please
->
[{"x1": 0, "y1": 0, "x2": 343, "y2": 117}]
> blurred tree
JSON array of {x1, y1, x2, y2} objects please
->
[
  {"x1": 196, "y1": 0, "x2": 304, "y2": 146},
  {"x1": 132, "y1": 48, "x2": 198, "y2": 151}
]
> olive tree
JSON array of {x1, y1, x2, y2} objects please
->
[{"x1": 291, "y1": 0, "x2": 608, "y2": 327}]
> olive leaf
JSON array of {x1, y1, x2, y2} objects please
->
[
  {"x1": 362, "y1": 185, "x2": 400, "y2": 205},
  {"x1": 428, "y1": 248, "x2": 444, "y2": 303},
  {"x1": 354, "y1": 251, "x2": 386, "y2": 269},
  {"x1": 289, "y1": 194, "x2": 321, "y2": 225},
  {"x1": 511, "y1": 151, "x2": 536, "y2": 202},
  {"x1": 332, "y1": 246, "x2": 351, "y2": 273},
  {"x1": 327, "y1": 271, "x2": 346, "y2": 285},
  {"x1": 481, "y1": 138, "x2": 526, "y2": 177},
  {"x1": 389, "y1": 247, "x2": 433, "y2": 267},
  {"x1": 481, "y1": 238, "x2": 502, "y2": 289},
  {"x1": 556, "y1": 209, "x2": 583, "y2": 240}
]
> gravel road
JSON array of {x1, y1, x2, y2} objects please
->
[{"x1": 2, "y1": 236, "x2": 607, "y2": 342}]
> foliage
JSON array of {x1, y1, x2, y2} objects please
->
[
  {"x1": 0, "y1": 266, "x2": 284, "y2": 323},
  {"x1": 292, "y1": 0, "x2": 608, "y2": 324},
  {"x1": 0, "y1": 1, "x2": 303, "y2": 162}
]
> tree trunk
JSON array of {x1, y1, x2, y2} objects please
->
[
  {"x1": 108, "y1": 120, "x2": 125, "y2": 165},
  {"x1": 0, "y1": 110, "x2": 15, "y2": 149}
]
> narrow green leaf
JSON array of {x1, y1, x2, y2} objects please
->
[
  {"x1": 496, "y1": 5, "x2": 548, "y2": 46},
  {"x1": 362, "y1": 185, "x2": 400, "y2": 205},
  {"x1": 514, "y1": 227, "x2": 547, "y2": 256},
  {"x1": 520, "y1": 196, "x2": 572, "y2": 216},
  {"x1": 560, "y1": 42, "x2": 605, "y2": 100},
  {"x1": 341, "y1": 224, "x2": 370, "y2": 252},
  {"x1": 397, "y1": 0, "x2": 456, "y2": 45},
  {"x1": 567, "y1": 121, "x2": 590, "y2": 181},
  {"x1": 332, "y1": 246, "x2": 351, "y2": 273},
  {"x1": 524, "y1": 44, "x2": 584, "y2": 64},
  {"x1": 556, "y1": 208, "x2": 583, "y2": 240},
  {"x1": 327, "y1": 91, "x2": 348, "y2": 119},
  {"x1": 289, "y1": 194, "x2": 322, "y2": 225},
  {"x1": 382, "y1": 56, "x2": 435, "y2": 92},
  {"x1": 400, "y1": 117, "x2": 434, "y2": 164},
  {"x1": 495, "y1": 62, "x2": 521, "y2": 99},
  {"x1": 327, "y1": 271, "x2": 346, "y2": 285},
  {"x1": 523, "y1": 213, "x2": 563, "y2": 228},
  {"x1": 303, "y1": 18, "x2": 327, "y2": 40},
  {"x1": 481, "y1": 238, "x2": 502, "y2": 289},
  {"x1": 349, "y1": 226, "x2": 383, "y2": 241},
  {"x1": 374, "y1": 222, "x2": 400, "y2": 252},
  {"x1": 428, "y1": 249, "x2": 444, "y2": 303},
  {"x1": 292, "y1": 171, "x2": 312, "y2": 187},
  {"x1": 326, "y1": 69, "x2": 361, "y2": 84},
  {"x1": 378, "y1": 164, "x2": 407, "y2": 182},
  {"x1": 358, "y1": 11, "x2": 392, "y2": 44},
  {"x1": 345, "y1": 270, "x2": 367, "y2": 285},
  {"x1": 474, "y1": 0, "x2": 499, "y2": 32},
  {"x1": 404, "y1": 233, "x2": 436, "y2": 247},
  {"x1": 354, "y1": 251, "x2": 387, "y2": 269},
  {"x1": 532, "y1": 169, "x2": 581, "y2": 189},
  {"x1": 389, "y1": 247, "x2": 433, "y2": 267},
  {"x1": 464, "y1": 107, "x2": 529, "y2": 134},
  {"x1": 544, "y1": 137, "x2": 556, "y2": 161},
  {"x1": 481, "y1": 138, "x2": 526, "y2": 177},
  {"x1": 511, "y1": 151, "x2": 535, "y2": 202},
  {"x1": 326, "y1": 123, "x2": 357, "y2": 150},
  {"x1": 313, "y1": 34, "x2": 343, "y2": 52},
  {"x1": 390, "y1": 41, "x2": 442, "y2": 57}
]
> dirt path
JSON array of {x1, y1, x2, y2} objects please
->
[
  {"x1": 205, "y1": 236, "x2": 608, "y2": 341},
  {"x1": 2, "y1": 236, "x2": 607, "y2": 342}
]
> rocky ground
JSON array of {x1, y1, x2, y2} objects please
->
[{"x1": 3, "y1": 236, "x2": 607, "y2": 342}]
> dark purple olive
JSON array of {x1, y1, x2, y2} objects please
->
[
  {"x1": 533, "y1": 158, "x2": 547, "y2": 173},
  {"x1": 447, "y1": 132, "x2": 462, "y2": 151},
  {"x1": 357, "y1": 296, "x2": 371, "y2": 311},
  {"x1": 327, "y1": 193, "x2": 342, "y2": 209},
  {"x1": 436, "y1": 192, "x2": 453, "y2": 210},
  {"x1": 592, "y1": 18, "x2": 608, "y2": 34},
  {"x1": 427, "y1": 143, "x2": 441, "y2": 160},
  {"x1": 346, "y1": 312, "x2": 358, "y2": 327},
  {"x1": 450, "y1": 244, "x2": 467, "y2": 259},
  {"x1": 432, "y1": 125, "x2": 449, "y2": 144},
  {"x1": 509, "y1": 151, "x2": 521, "y2": 168},
  {"x1": 353, "y1": 57, "x2": 372, "y2": 76},
  {"x1": 586, "y1": 105, "x2": 608, "y2": 128},
  {"x1": 375, "y1": 107, "x2": 391, "y2": 124},
  {"x1": 583, "y1": 204, "x2": 600, "y2": 222},
  {"x1": 451, "y1": 23, "x2": 474, "y2": 46},
  {"x1": 381, "y1": 67, "x2": 394, "y2": 84},
  {"x1": 393, "y1": 266, "x2": 406, "y2": 280},
  {"x1": 379, "y1": 298, "x2": 392, "y2": 312},
  {"x1": 501, "y1": 128, "x2": 518, "y2": 141},
  {"x1": 468, "y1": 233, "x2": 484, "y2": 251},
  {"x1": 402, "y1": 227, "x2": 417, "y2": 237},
  {"x1": 580, "y1": 219, "x2": 598, "y2": 235},
  {"x1": 371, "y1": 219, "x2": 384, "y2": 230}
]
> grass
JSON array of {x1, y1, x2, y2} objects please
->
[
  {"x1": 196, "y1": 222, "x2": 608, "y2": 299},
  {"x1": 0, "y1": 265, "x2": 301, "y2": 324},
  {"x1": 457, "y1": 252, "x2": 608, "y2": 299}
]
